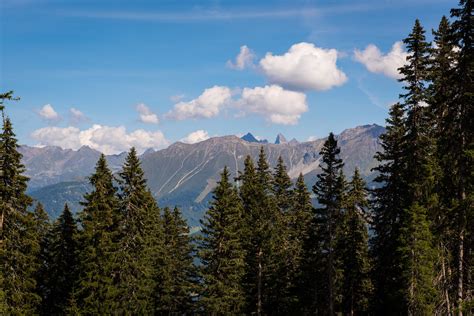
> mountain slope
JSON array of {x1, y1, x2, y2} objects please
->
[{"x1": 24, "y1": 124, "x2": 385, "y2": 225}]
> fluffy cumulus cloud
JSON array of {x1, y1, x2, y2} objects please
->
[
  {"x1": 354, "y1": 41, "x2": 408, "y2": 79},
  {"x1": 180, "y1": 130, "x2": 210, "y2": 144},
  {"x1": 38, "y1": 104, "x2": 60, "y2": 120},
  {"x1": 259, "y1": 42, "x2": 347, "y2": 91},
  {"x1": 226, "y1": 45, "x2": 255, "y2": 70},
  {"x1": 166, "y1": 86, "x2": 232, "y2": 120},
  {"x1": 136, "y1": 103, "x2": 159, "y2": 124},
  {"x1": 237, "y1": 85, "x2": 308, "y2": 125},
  {"x1": 31, "y1": 124, "x2": 169, "y2": 155}
]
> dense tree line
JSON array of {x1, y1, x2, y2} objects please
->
[{"x1": 0, "y1": 1, "x2": 472, "y2": 314}]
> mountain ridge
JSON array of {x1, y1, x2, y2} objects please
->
[{"x1": 24, "y1": 124, "x2": 385, "y2": 225}]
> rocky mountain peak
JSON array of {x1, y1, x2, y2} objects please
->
[{"x1": 274, "y1": 133, "x2": 287, "y2": 144}]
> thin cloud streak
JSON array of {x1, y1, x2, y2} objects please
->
[{"x1": 56, "y1": 3, "x2": 385, "y2": 23}]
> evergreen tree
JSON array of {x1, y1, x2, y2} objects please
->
[
  {"x1": 32, "y1": 202, "x2": 51, "y2": 314},
  {"x1": 155, "y1": 206, "x2": 195, "y2": 314},
  {"x1": 429, "y1": 16, "x2": 458, "y2": 315},
  {"x1": 449, "y1": 1, "x2": 474, "y2": 312},
  {"x1": 371, "y1": 102, "x2": 408, "y2": 314},
  {"x1": 270, "y1": 156, "x2": 297, "y2": 313},
  {"x1": 75, "y1": 154, "x2": 120, "y2": 314},
  {"x1": 290, "y1": 173, "x2": 313, "y2": 313},
  {"x1": 0, "y1": 93, "x2": 41, "y2": 313},
  {"x1": 339, "y1": 168, "x2": 372, "y2": 315},
  {"x1": 310, "y1": 132, "x2": 345, "y2": 315},
  {"x1": 40, "y1": 204, "x2": 78, "y2": 314},
  {"x1": 198, "y1": 167, "x2": 246, "y2": 314},
  {"x1": 114, "y1": 147, "x2": 162, "y2": 314},
  {"x1": 397, "y1": 19, "x2": 439, "y2": 314},
  {"x1": 237, "y1": 149, "x2": 281, "y2": 315}
]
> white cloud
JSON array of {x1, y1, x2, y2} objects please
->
[
  {"x1": 307, "y1": 136, "x2": 319, "y2": 141},
  {"x1": 237, "y1": 85, "x2": 308, "y2": 125},
  {"x1": 166, "y1": 86, "x2": 232, "y2": 120},
  {"x1": 259, "y1": 42, "x2": 347, "y2": 91},
  {"x1": 31, "y1": 124, "x2": 169, "y2": 155},
  {"x1": 69, "y1": 107, "x2": 88, "y2": 124},
  {"x1": 226, "y1": 45, "x2": 255, "y2": 70},
  {"x1": 170, "y1": 94, "x2": 185, "y2": 102},
  {"x1": 38, "y1": 104, "x2": 60, "y2": 120},
  {"x1": 136, "y1": 103, "x2": 159, "y2": 124},
  {"x1": 180, "y1": 130, "x2": 210, "y2": 144},
  {"x1": 354, "y1": 41, "x2": 408, "y2": 79}
]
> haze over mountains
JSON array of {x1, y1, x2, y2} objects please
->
[{"x1": 22, "y1": 124, "x2": 385, "y2": 225}]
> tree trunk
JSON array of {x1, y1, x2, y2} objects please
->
[
  {"x1": 457, "y1": 227, "x2": 464, "y2": 316},
  {"x1": 257, "y1": 247, "x2": 262, "y2": 316}
]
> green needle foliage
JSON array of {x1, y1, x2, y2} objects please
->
[
  {"x1": 75, "y1": 154, "x2": 120, "y2": 314},
  {"x1": 198, "y1": 167, "x2": 246, "y2": 314}
]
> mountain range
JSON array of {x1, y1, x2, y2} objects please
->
[{"x1": 22, "y1": 124, "x2": 385, "y2": 225}]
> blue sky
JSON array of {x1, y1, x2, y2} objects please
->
[{"x1": 0, "y1": 0, "x2": 454, "y2": 154}]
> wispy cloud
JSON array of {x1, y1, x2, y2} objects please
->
[{"x1": 56, "y1": 3, "x2": 386, "y2": 23}]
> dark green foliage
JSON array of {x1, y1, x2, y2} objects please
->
[
  {"x1": 289, "y1": 173, "x2": 313, "y2": 313},
  {"x1": 39, "y1": 204, "x2": 78, "y2": 314},
  {"x1": 114, "y1": 147, "x2": 162, "y2": 314},
  {"x1": 309, "y1": 132, "x2": 346, "y2": 315},
  {"x1": 155, "y1": 206, "x2": 196, "y2": 314},
  {"x1": 239, "y1": 148, "x2": 282, "y2": 315},
  {"x1": 75, "y1": 154, "x2": 120, "y2": 313},
  {"x1": 398, "y1": 19, "x2": 439, "y2": 314},
  {"x1": 0, "y1": 102, "x2": 40, "y2": 314},
  {"x1": 371, "y1": 102, "x2": 408, "y2": 314},
  {"x1": 198, "y1": 167, "x2": 245, "y2": 314},
  {"x1": 339, "y1": 169, "x2": 372, "y2": 315}
]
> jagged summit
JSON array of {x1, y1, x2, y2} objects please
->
[
  {"x1": 241, "y1": 132, "x2": 268, "y2": 144},
  {"x1": 274, "y1": 133, "x2": 287, "y2": 144}
]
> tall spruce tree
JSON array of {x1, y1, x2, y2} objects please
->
[
  {"x1": 238, "y1": 149, "x2": 280, "y2": 315},
  {"x1": 290, "y1": 173, "x2": 313, "y2": 313},
  {"x1": 198, "y1": 167, "x2": 246, "y2": 314},
  {"x1": 311, "y1": 132, "x2": 345, "y2": 315},
  {"x1": 155, "y1": 206, "x2": 195, "y2": 314},
  {"x1": 371, "y1": 102, "x2": 408, "y2": 314},
  {"x1": 449, "y1": 1, "x2": 474, "y2": 312},
  {"x1": 114, "y1": 147, "x2": 162, "y2": 314},
  {"x1": 430, "y1": 16, "x2": 458, "y2": 315},
  {"x1": 75, "y1": 154, "x2": 120, "y2": 314},
  {"x1": 40, "y1": 204, "x2": 78, "y2": 314},
  {"x1": 270, "y1": 156, "x2": 296, "y2": 313},
  {"x1": 32, "y1": 202, "x2": 51, "y2": 315},
  {"x1": 397, "y1": 19, "x2": 439, "y2": 314},
  {"x1": 339, "y1": 168, "x2": 372, "y2": 315},
  {"x1": 0, "y1": 92, "x2": 41, "y2": 313}
]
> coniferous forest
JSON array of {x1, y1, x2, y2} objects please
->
[{"x1": 0, "y1": 2, "x2": 472, "y2": 315}]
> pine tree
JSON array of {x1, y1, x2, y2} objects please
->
[
  {"x1": 32, "y1": 202, "x2": 51, "y2": 314},
  {"x1": 237, "y1": 150, "x2": 281, "y2": 315},
  {"x1": 339, "y1": 168, "x2": 372, "y2": 315},
  {"x1": 289, "y1": 173, "x2": 313, "y2": 313},
  {"x1": 0, "y1": 93, "x2": 41, "y2": 313},
  {"x1": 155, "y1": 206, "x2": 195, "y2": 314},
  {"x1": 198, "y1": 167, "x2": 246, "y2": 314},
  {"x1": 114, "y1": 147, "x2": 162, "y2": 314},
  {"x1": 40, "y1": 204, "x2": 78, "y2": 314},
  {"x1": 75, "y1": 154, "x2": 120, "y2": 314},
  {"x1": 397, "y1": 19, "x2": 439, "y2": 314},
  {"x1": 429, "y1": 16, "x2": 458, "y2": 315},
  {"x1": 311, "y1": 132, "x2": 345, "y2": 315},
  {"x1": 371, "y1": 102, "x2": 408, "y2": 314},
  {"x1": 449, "y1": 1, "x2": 474, "y2": 312},
  {"x1": 269, "y1": 156, "x2": 297, "y2": 313}
]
